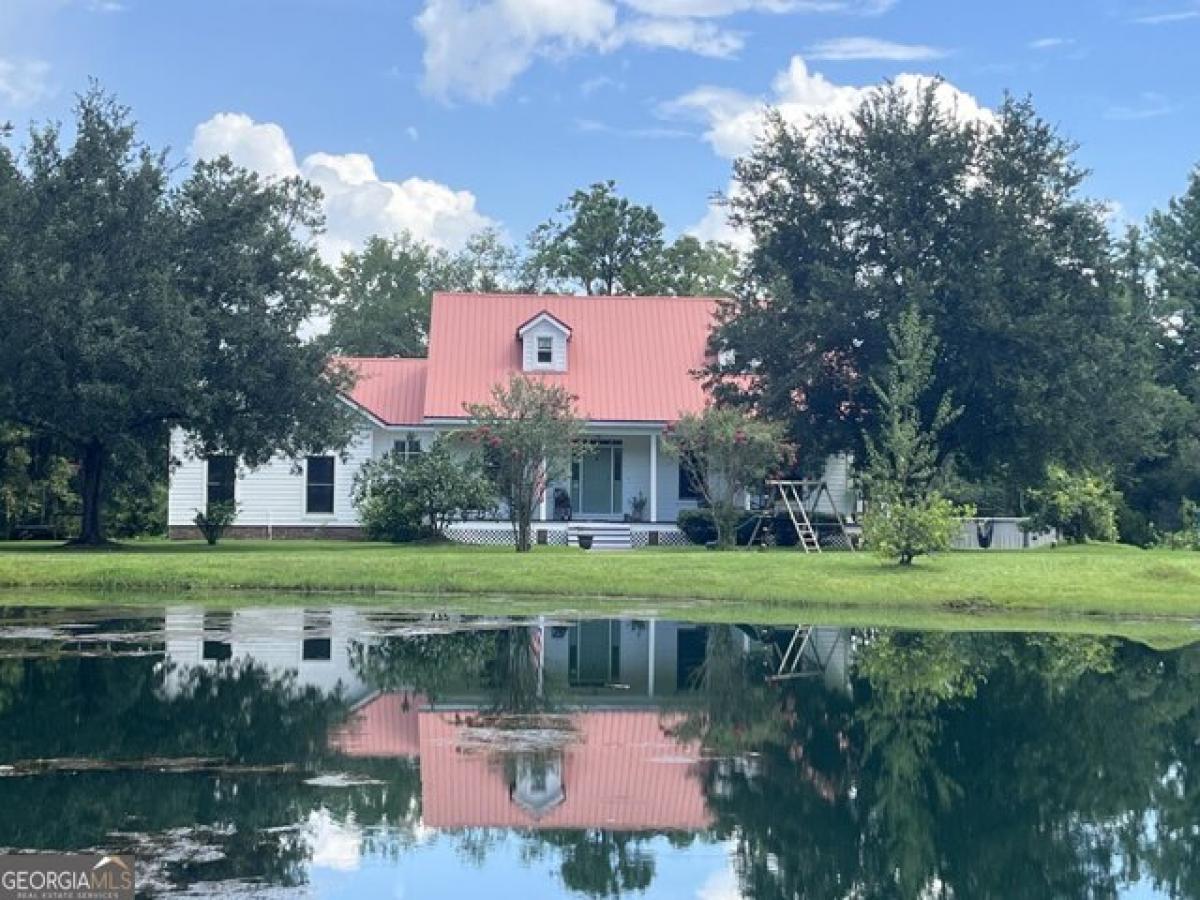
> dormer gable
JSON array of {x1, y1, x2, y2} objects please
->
[{"x1": 517, "y1": 310, "x2": 571, "y2": 373}]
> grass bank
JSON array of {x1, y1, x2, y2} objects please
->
[{"x1": 2, "y1": 540, "x2": 1200, "y2": 620}]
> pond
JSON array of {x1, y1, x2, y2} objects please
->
[{"x1": 0, "y1": 606, "x2": 1197, "y2": 898}]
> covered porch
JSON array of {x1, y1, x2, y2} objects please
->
[{"x1": 447, "y1": 426, "x2": 696, "y2": 548}]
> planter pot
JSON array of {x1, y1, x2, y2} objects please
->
[{"x1": 578, "y1": 535, "x2": 594, "y2": 550}]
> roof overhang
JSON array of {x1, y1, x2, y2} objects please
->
[{"x1": 516, "y1": 310, "x2": 572, "y2": 340}]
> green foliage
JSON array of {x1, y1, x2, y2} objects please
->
[
  {"x1": 325, "y1": 229, "x2": 521, "y2": 358},
  {"x1": 663, "y1": 408, "x2": 788, "y2": 548},
  {"x1": 525, "y1": 180, "x2": 740, "y2": 296},
  {"x1": 109, "y1": 474, "x2": 167, "y2": 539},
  {"x1": 709, "y1": 85, "x2": 1161, "y2": 494},
  {"x1": 862, "y1": 306, "x2": 969, "y2": 564},
  {"x1": 0, "y1": 86, "x2": 355, "y2": 544},
  {"x1": 1157, "y1": 499, "x2": 1200, "y2": 550},
  {"x1": 863, "y1": 306, "x2": 960, "y2": 503},
  {"x1": 1025, "y1": 465, "x2": 1120, "y2": 543},
  {"x1": 193, "y1": 501, "x2": 238, "y2": 545},
  {"x1": 526, "y1": 180, "x2": 666, "y2": 295},
  {"x1": 465, "y1": 375, "x2": 586, "y2": 552},
  {"x1": 351, "y1": 437, "x2": 495, "y2": 542},
  {"x1": 862, "y1": 494, "x2": 966, "y2": 565},
  {"x1": 0, "y1": 425, "x2": 74, "y2": 539}
]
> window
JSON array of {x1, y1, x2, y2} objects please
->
[
  {"x1": 206, "y1": 455, "x2": 236, "y2": 509},
  {"x1": 393, "y1": 434, "x2": 422, "y2": 461},
  {"x1": 306, "y1": 456, "x2": 335, "y2": 514},
  {"x1": 678, "y1": 466, "x2": 704, "y2": 501},
  {"x1": 536, "y1": 336, "x2": 553, "y2": 365}
]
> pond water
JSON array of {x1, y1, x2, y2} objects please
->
[{"x1": 0, "y1": 606, "x2": 1197, "y2": 898}]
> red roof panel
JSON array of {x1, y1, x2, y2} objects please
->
[
  {"x1": 336, "y1": 357, "x2": 427, "y2": 426},
  {"x1": 423, "y1": 293, "x2": 718, "y2": 422}
]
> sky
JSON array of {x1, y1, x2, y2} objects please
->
[{"x1": 1, "y1": 0, "x2": 1197, "y2": 262}]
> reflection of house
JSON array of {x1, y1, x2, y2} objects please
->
[
  {"x1": 334, "y1": 703, "x2": 711, "y2": 831},
  {"x1": 163, "y1": 607, "x2": 370, "y2": 700}
]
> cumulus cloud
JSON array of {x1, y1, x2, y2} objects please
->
[
  {"x1": 665, "y1": 55, "x2": 989, "y2": 160},
  {"x1": 0, "y1": 57, "x2": 51, "y2": 108},
  {"x1": 625, "y1": 0, "x2": 895, "y2": 14},
  {"x1": 413, "y1": 0, "x2": 899, "y2": 103},
  {"x1": 806, "y1": 36, "x2": 948, "y2": 60},
  {"x1": 190, "y1": 112, "x2": 496, "y2": 262},
  {"x1": 668, "y1": 54, "x2": 989, "y2": 243}
]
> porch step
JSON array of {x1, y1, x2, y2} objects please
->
[{"x1": 568, "y1": 522, "x2": 633, "y2": 551}]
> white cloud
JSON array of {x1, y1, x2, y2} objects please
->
[
  {"x1": 413, "y1": 0, "x2": 900, "y2": 103},
  {"x1": 665, "y1": 54, "x2": 989, "y2": 160},
  {"x1": 415, "y1": 0, "x2": 618, "y2": 103},
  {"x1": 1028, "y1": 36, "x2": 1074, "y2": 50},
  {"x1": 1103, "y1": 91, "x2": 1177, "y2": 121},
  {"x1": 624, "y1": 0, "x2": 895, "y2": 14},
  {"x1": 190, "y1": 112, "x2": 496, "y2": 262},
  {"x1": 805, "y1": 36, "x2": 948, "y2": 60},
  {"x1": 620, "y1": 16, "x2": 744, "y2": 56},
  {"x1": 1133, "y1": 6, "x2": 1200, "y2": 24},
  {"x1": 668, "y1": 54, "x2": 989, "y2": 244},
  {"x1": 0, "y1": 58, "x2": 51, "y2": 108}
]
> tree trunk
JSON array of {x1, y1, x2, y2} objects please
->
[{"x1": 76, "y1": 439, "x2": 107, "y2": 545}]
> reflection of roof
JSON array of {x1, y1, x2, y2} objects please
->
[
  {"x1": 330, "y1": 695, "x2": 712, "y2": 831},
  {"x1": 420, "y1": 710, "x2": 710, "y2": 831},
  {"x1": 331, "y1": 693, "x2": 424, "y2": 758}
]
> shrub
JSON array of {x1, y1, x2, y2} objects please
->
[
  {"x1": 677, "y1": 509, "x2": 813, "y2": 547},
  {"x1": 862, "y1": 493, "x2": 970, "y2": 565},
  {"x1": 194, "y1": 501, "x2": 238, "y2": 545},
  {"x1": 1024, "y1": 466, "x2": 1119, "y2": 544},
  {"x1": 663, "y1": 409, "x2": 789, "y2": 549},
  {"x1": 353, "y1": 438, "x2": 495, "y2": 543}
]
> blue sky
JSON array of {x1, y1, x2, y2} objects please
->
[{"x1": 1, "y1": 0, "x2": 1197, "y2": 260}]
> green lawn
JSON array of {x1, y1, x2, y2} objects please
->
[{"x1": 2, "y1": 540, "x2": 1200, "y2": 622}]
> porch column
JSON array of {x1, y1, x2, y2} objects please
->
[
  {"x1": 539, "y1": 458, "x2": 548, "y2": 521},
  {"x1": 649, "y1": 432, "x2": 658, "y2": 523}
]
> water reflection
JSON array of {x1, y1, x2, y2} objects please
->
[{"x1": 0, "y1": 606, "x2": 1196, "y2": 898}]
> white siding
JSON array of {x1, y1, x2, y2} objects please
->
[
  {"x1": 520, "y1": 320, "x2": 568, "y2": 372},
  {"x1": 168, "y1": 423, "x2": 435, "y2": 530},
  {"x1": 814, "y1": 454, "x2": 857, "y2": 519}
]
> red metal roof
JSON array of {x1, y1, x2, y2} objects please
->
[
  {"x1": 423, "y1": 293, "x2": 718, "y2": 422},
  {"x1": 419, "y1": 709, "x2": 711, "y2": 831},
  {"x1": 336, "y1": 357, "x2": 427, "y2": 426}
]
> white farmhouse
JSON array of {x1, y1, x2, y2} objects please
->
[{"x1": 169, "y1": 292, "x2": 852, "y2": 547}]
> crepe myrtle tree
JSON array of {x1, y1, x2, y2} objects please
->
[
  {"x1": 466, "y1": 375, "x2": 586, "y2": 552},
  {"x1": 0, "y1": 86, "x2": 357, "y2": 544},
  {"x1": 663, "y1": 408, "x2": 788, "y2": 549}
]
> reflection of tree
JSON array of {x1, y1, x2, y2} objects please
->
[
  {"x1": 350, "y1": 628, "x2": 499, "y2": 702},
  {"x1": 0, "y1": 653, "x2": 422, "y2": 891},
  {"x1": 529, "y1": 831, "x2": 656, "y2": 897},
  {"x1": 488, "y1": 626, "x2": 548, "y2": 714},
  {"x1": 668, "y1": 625, "x2": 785, "y2": 755},
  {"x1": 706, "y1": 630, "x2": 1200, "y2": 900}
]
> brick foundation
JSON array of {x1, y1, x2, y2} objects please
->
[{"x1": 169, "y1": 525, "x2": 366, "y2": 541}]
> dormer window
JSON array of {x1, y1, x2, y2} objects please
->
[{"x1": 517, "y1": 310, "x2": 571, "y2": 373}]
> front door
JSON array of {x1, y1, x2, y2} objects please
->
[{"x1": 571, "y1": 442, "x2": 622, "y2": 517}]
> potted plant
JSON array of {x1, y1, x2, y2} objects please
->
[{"x1": 630, "y1": 492, "x2": 648, "y2": 523}]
